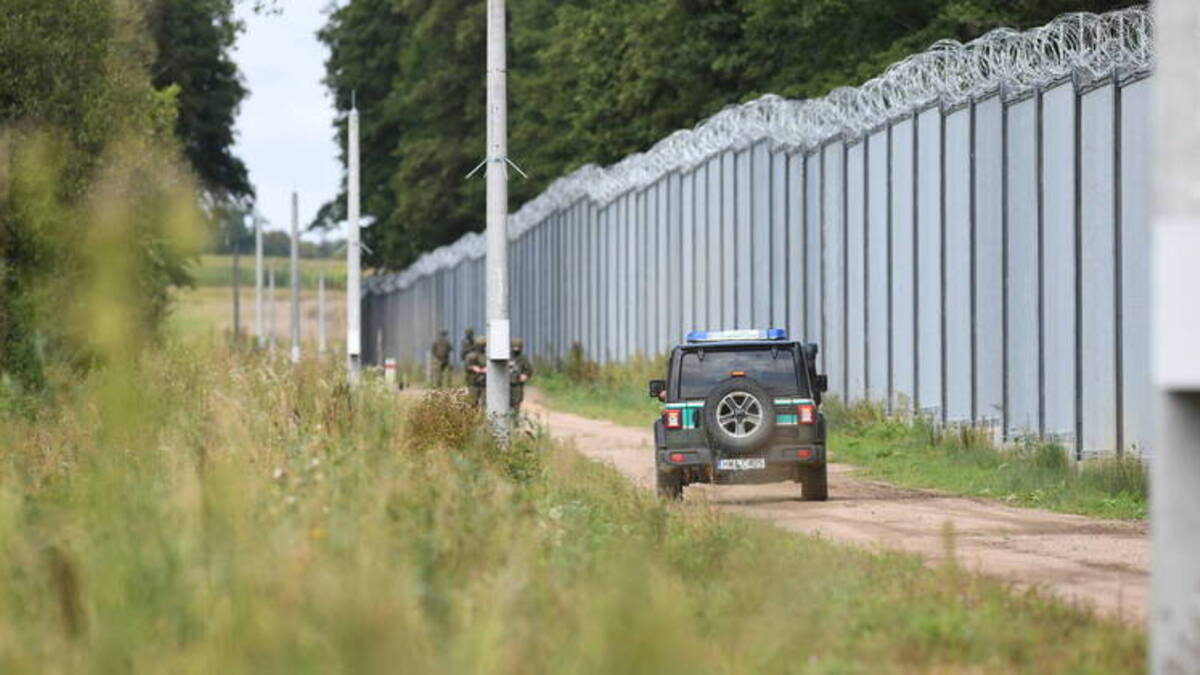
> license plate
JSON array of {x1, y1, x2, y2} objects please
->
[{"x1": 717, "y1": 458, "x2": 766, "y2": 471}]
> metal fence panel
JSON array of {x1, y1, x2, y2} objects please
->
[
  {"x1": 1080, "y1": 85, "x2": 1118, "y2": 454},
  {"x1": 786, "y1": 153, "x2": 806, "y2": 342},
  {"x1": 1042, "y1": 82, "x2": 1078, "y2": 444},
  {"x1": 944, "y1": 106, "x2": 973, "y2": 422},
  {"x1": 682, "y1": 170, "x2": 696, "y2": 336},
  {"x1": 866, "y1": 130, "x2": 889, "y2": 402},
  {"x1": 916, "y1": 108, "x2": 943, "y2": 415},
  {"x1": 890, "y1": 119, "x2": 916, "y2": 410},
  {"x1": 805, "y1": 151, "x2": 822, "y2": 352},
  {"x1": 752, "y1": 143, "x2": 772, "y2": 327},
  {"x1": 1120, "y1": 77, "x2": 1151, "y2": 455},
  {"x1": 974, "y1": 95, "x2": 1005, "y2": 426},
  {"x1": 1006, "y1": 95, "x2": 1041, "y2": 437},
  {"x1": 845, "y1": 140, "x2": 867, "y2": 401}
]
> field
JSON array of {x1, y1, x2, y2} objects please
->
[
  {"x1": 170, "y1": 256, "x2": 346, "y2": 346},
  {"x1": 191, "y1": 254, "x2": 347, "y2": 289},
  {"x1": 0, "y1": 342, "x2": 1145, "y2": 672}
]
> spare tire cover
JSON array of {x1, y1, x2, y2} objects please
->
[{"x1": 702, "y1": 377, "x2": 775, "y2": 453}]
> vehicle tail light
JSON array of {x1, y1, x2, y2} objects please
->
[
  {"x1": 797, "y1": 448, "x2": 813, "y2": 459},
  {"x1": 797, "y1": 403, "x2": 816, "y2": 425},
  {"x1": 663, "y1": 409, "x2": 683, "y2": 429},
  {"x1": 669, "y1": 453, "x2": 686, "y2": 463}
]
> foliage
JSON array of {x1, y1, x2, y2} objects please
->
[
  {"x1": 538, "y1": 350, "x2": 666, "y2": 427},
  {"x1": 146, "y1": 0, "x2": 252, "y2": 200},
  {"x1": 317, "y1": 0, "x2": 1134, "y2": 270},
  {"x1": 0, "y1": 340, "x2": 1144, "y2": 671},
  {"x1": 0, "y1": 0, "x2": 205, "y2": 392}
]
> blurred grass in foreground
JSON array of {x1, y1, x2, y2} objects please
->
[
  {"x1": 536, "y1": 357, "x2": 1147, "y2": 521},
  {"x1": 825, "y1": 400, "x2": 1148, "y2": 521},
  {"x1": 0, "y1": 342, "x2": 1143, "y2": 672}
]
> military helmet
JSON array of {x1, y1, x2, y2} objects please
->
[
  {"x1": 512, "y1": 337, "x2": 525, "y2": 350},
  {"x1": 475, "y1": 335, "x2": 487, "y2": 346}
]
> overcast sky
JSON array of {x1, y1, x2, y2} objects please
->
[{"x1": 231, "y1": 0, "x2": 342, "y2": 242}]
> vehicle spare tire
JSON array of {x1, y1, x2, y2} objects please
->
[{"x1": 703, "y1": 377, "x2": 775, "y2": 453}]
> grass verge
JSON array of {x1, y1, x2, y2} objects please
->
[
  {"x1": 826, "y1": 401, "x2": 1147, "y2": 521},
  {"x1": 0, "y1": 342, "x2": 1143, "y2": 671}
]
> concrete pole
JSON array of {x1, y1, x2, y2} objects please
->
[
  {"x1": 484, "y1": 0, "x2": 511, "y2": 428},
  {"x1": 290, "y1": 192, "x2": 301, "y2": 363},
  {"x1": 346, "y1": 106, "x2": 362, "y2": 382},
  {"x1": 318, "y1": 273, "x2": 327, "y2": 354},
  {"x1": 268, "y1": 266, "x2": 276, "y2": 351},
  {"x1": 254, "y1": 214, "x2": 264, "y2": 348},
  {"x1": 1151, "y1": 1, "x2": 1200, "y2": 670},
  {"x1": 231, "y1": 227, "x2": 241, "y2": 341}
]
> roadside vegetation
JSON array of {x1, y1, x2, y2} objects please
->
[
  {"x1": 825, "y1": 401, "x2": 1148, "y2": 521},
  {"x1": 536, "y1": 357, "x2": 1147, "y2": 521},
  {"x1": 0, "y1": 341, "x2": 1144, "y2": 672}
]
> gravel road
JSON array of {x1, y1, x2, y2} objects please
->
[{"x1": 524, "y1": 390, "x2": 1148, "y2": 624}]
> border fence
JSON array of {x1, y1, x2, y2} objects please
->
[{"x1": 363, "y1": 8, "x2": 1153, "y2": 458}]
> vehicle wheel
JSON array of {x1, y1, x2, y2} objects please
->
[
  {"x1": 800, "y1": 465, "x2": 828, "y2": 501},
  {"x1": 656, "y1": 470, "x2": 683, "y2": 500},
  {"x1": 702, "y1": 377, "x2": 776, "y2": 453}
]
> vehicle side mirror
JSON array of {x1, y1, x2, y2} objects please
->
[
  {"x1": 648, "y1": 379, "x2": 667, "y2": 399},
  {"x1": 814, "y1": 374, "x2": 828, "y2": 393}
]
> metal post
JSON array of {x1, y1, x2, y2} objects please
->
[
  {"x1": 1151, "y1": 0, "x2": 1200, "y2": 670},
  {"x1": 484, "y1": 0, "x2": 511, "y2": 429},
  {"x1": 290, "y1": 191, "x2": 301, "y2": 363},
  {"x1": 268, "y1": 266, "x2": 276, "y2": 351},
  {"x1": 346, "y1": 105, "x2": 363, "y2": 382},
  {"x1": 254, "y1": 214, "x2": 264, "y2": 348},
  {"x1": 318, "y1": 273, "x2": 327, "y2": 354},
  {"x1": 232, "y1": 220, "x2": 241, "y2": 342}
]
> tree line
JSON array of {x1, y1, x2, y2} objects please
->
[
  {"x1": 0, "y1": 0, "x2": 252, "y2": 393},
  {"x1": 317, "y1": 0, "x2": 1131, "y2": 272}
]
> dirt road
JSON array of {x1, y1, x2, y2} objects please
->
[{"x1": 524, "y1": 391, "x2": 1148, "y2": 624}]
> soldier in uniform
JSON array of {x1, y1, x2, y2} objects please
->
[
  {"x1": 430, "y1": 330, "x2": 452, "y2": 387},
  {"x1": 460, "y1": 328, "x2": 476, "y2": 362},
  {"x1": 464, "y1": 335, "x2": 488, "y2": 407},
  {"x1": 509, "y1": 337, "x2": 533, "y2": 413}
]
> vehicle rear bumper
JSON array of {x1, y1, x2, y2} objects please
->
[{"x1": 655, "y1": 445, "x2": 825, "y2": 471}]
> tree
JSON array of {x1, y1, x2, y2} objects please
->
[{"x1": 146, "y1": 0, "x2": 253, "y2": 201}]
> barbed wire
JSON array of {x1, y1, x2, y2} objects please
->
[{"x1": 374, "y1": 6, "x2": 1152, "y2": 293}]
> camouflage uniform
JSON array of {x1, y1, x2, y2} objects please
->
[
  {"x1": 460, "y1": 329, "x2": 476, "y2": 362},
  {"x1": 464, "y1": 336, "x2": 488, "y2": 407},
  {"x1": 431, "y1": 331, "x2": 452, "y2": 387},
  {"x1": 509, "y1": 338, "x2": 533, "y2": 413}
]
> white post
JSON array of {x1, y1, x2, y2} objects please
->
[
  {"x1": 1151, "y1": 1, "x2": 1200, "y2": 670},
  {"x1": 484, "y1": 0, "x2": 510, "y2": 428},
  {"x1": 254, "y1": 213, "x2": 264, "y2": 348},
  {"x1": 346, "y1": 105, "x2": 363, "y2": 382},
  {"x1": 290, "y1": 191, "x2": 301, "y2": 363},
  {"x1": 318, "y1": 273, "x2": 327, "y2": 354},
  {"x1": 268, "y1": 266, "x2": 276, "y2": 352}
]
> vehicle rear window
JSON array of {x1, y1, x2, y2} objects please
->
[{"x1": 677, "y1": 348, "x2": 800, "y2": 399}]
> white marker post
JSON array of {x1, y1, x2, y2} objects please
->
[
  {"x1": 484, "y1": 0, "x2": 511, "y2": 430},
  {"x1": 289, "y1": 191, "x2": 301, "y2": 363},
  {"x1": 1152, "y1": 0, "x2": 1200, "y2": 670},
  {"x1": 254, "y1": 213, "x2": 264, "y2": 348},
  {"x1": 318, "y1": 273, "x2": 327, "y2": 355},
  {"x1": 346, "y1": 104, "x2": 363, "y2": 382}
]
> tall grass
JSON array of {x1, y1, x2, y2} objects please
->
[
  {"x1": 535, "y1": 345, "x2": 664, "y2": 427},
  {"x1": 0, "y1": 342, "x2": 1143, "y2": 672},
  {"x1": 826, "y1": 400, "x2": 1148, "y2": 520}
]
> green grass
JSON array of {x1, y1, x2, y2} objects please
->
[
  {"x1": 536, "y1": 358, "x2": 1148, "y2": 521},
  {"x1": 826, "y1": 401, "x2": 1148, "y2": 521},
  {"x1": 191, "y1": 254, "x2": 346, "y2": 289},
  {"x1": 0, "y1": 341, "x2": 1145, "y2": 672},
  {"x1": 534, "y1": 352, "x2": 664, "y2": 427}
]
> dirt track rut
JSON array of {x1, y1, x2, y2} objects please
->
[{"x1": 524, "y1": 390, "x2": 1148, "y2": 624}]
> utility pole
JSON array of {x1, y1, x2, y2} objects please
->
[
  {"x1": 254, "y1": 213, "x2": 264, "y2": 349},
  {"x1": 1152, "y1": 0, "x2": 1200, "y2": 670},
  {"x1": 318, "y1": 273, "x2": 327, "y2": 354},
  {"x1": 268, "y1": 266, "x2": 277, "y2": 352},
  {"x1": 484, "y1": 0, "x2": 511, "y2": 429},
  {"x1": 290, "y1": 191, "x2": 301, "y2": 363},
  {"x1": 346, "y1": 102, "x2": 363, "y2": 382},
  {"x1": 231, "y1": 213, "x2": 241, "y2": 342}
]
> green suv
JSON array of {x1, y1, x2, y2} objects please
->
[{"x1": 648, "y1": 329, "x2": 829, "y2": 501}]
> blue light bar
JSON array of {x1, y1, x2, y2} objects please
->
[{"x1": 686, "y1": 328, "x2": 788, "y2": 343}]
